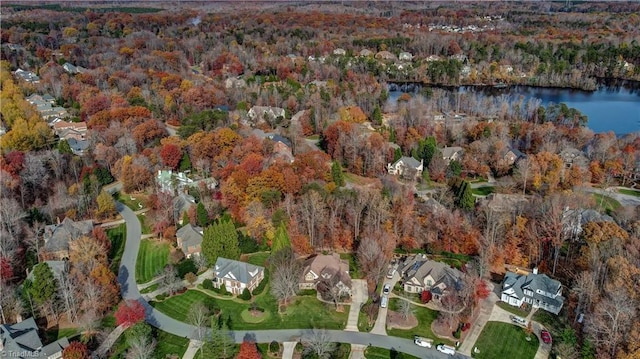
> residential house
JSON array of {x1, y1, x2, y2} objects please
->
[
  {"x1": 0, "y1": 317, "x2": 69, "y2": 359},
  {"x1": 65, "y1": 138, "x2": 89, "y2": 155},
  {"x1": 562, "y1": 208, "x2": 613, "y2": 240},
  {"x1": 224, "y1": 77, "x2": 246, "y2": 89},
  {"x1": 156, "y1": 170, "x2": 193, "y2": 195},
  {"x1": 270, "y1": 141, "x2": 295, "y2": 164},
  {"x1": 426, "y1": 55, "x2": 442, "y2": 62},
  {"x1": 14, "y1": 69, "x2": 40, "y2": 83},
  {"x1": 62, "y1": 62, "x2": 77, "y2": 74},
  {"x1": 176, "y1": 224, "x2": 203, "y2": 257},
  {"x1": 299, "y1": 254, "x2": 352, "y2": 297},
  {"x1": 480, "y1": 193, "x2": 530, "y2": 213},
  {"x1": 42, "y1": 218, "x2": 94, "y2": 260},
  {"x1": 333, "y1": 48, "x2": 346, "y2": 56},
  {"x1": 387, "y1": 156, "x2": 424, "y2": 179},
  {"x1": 400, "y1": 254, "x2": 463, "y2": 300},
  {"x1": 359, "y1": 49, "x2": 373, "y2": 57},
  {"x1": 212, "y1": 258, "x2": 265, "y2": 295},
  {"x1": 399, "y1": 51, "x2": 413, "y2": 61},
  {"x1": 375, "y1": 51, "x2": 397, "y2": 61},
  {"x1": 441, "y1": 146, "x2": 464, "y2": 164},
  {"x1": 247, "y1": 106, "x2": 286, "y2": 127},
  {"x1": 559, "y1": 148, "x2": 589, "y2": 170},
  {"x1": 499, "y1": 147, "x2": 526, "y2": 167},
  {"x1": 501, "y1": 269, "x2": 564, "y2": 315},
  {"x1": 172, "y1": 193, "x2": 196, "y2": 224}
]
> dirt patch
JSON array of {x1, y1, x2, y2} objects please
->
[
  {"x1": 386, "y1": 310, "x2": 418, "y2": 330},
  {"x1": 431, "y1": 319, "x2": 458, "y2": 341}
]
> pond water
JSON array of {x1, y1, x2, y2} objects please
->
[{"x1": 387, "y1": 83, "x2": 640, "y2": 135}]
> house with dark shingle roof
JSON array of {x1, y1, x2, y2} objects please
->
[
  {"x1": 42, "y1": 218, "x2": 93, "y2": 260},
  {"x1": 387, "y1": 156, "x2": 424, "y2": 179},
  {"x1": 501, "y1": 269, "x2": 564, "y2": 315},
  {"x1": 176, "y1": 224, "x2": 203, "y2": 257},
  {"x1": 0, "y1": 317, "x2": 69, "y2": 359},
  {"x1": 299, "y1": 254, "x2": 352, "y2": 297},
  {"x1": 400, "y1": 254, "x2": 464, "y2": 300},
  {"x1": 213, "y1": 258, "x2": 265, "y2": 295}
]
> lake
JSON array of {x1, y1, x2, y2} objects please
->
[{"x1": 387, "y1": 83, "x2": 640, "y2": 135}]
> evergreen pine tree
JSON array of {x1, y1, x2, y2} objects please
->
[
  {"x1": 29, "y1": 263, "x2": 57, "y2": 306},
  {"x1": 331, "y1": 161, "x2": 345, "y2": 187}
]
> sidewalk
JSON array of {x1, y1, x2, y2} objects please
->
[
  {"x1": 457, "y1": 284, "x2": 498, "y2": 356},
  {"x1": 282, "y1": 341, "x2": 297, "y2": 359},
  {"x1": 92, "y1": 324, "x2": 127, "y2": 358},
  {"x1": 182, "y1": 340, "x2": 202, "y2": 359}
]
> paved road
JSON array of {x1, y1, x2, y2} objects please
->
[
  {"x1": 577, "y1": 186, "x2": 640, "y2": 207},
  {"x1": 116, "y1": 203, "x2": 469, "y2": 359}
]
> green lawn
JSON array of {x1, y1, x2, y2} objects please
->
[
  {"x1": 136, "y1": 240, "x2": 170, "y2": 284},
  {"x1": 245, "y1": 252, "x2": 271, "y2": 267},
  {"x1": 154, "y1": 330, "x2": 189, "y2": 359},
  {"x1": 592, "y1": 193, "x2": 621, "y2": 213},
  {"x1": 471, "y1": 322, "x2": 539, "y2": 359},
  {"x1": 44, "y1": 327, "x2": 78, "y2": 343},
  {"x1": 618, "y1": 188, "x2": 640, "y2": 197},
  {"x1": 107, "y1": 224, "x2": 126, "y2": 274},
  {"x1": 386, "y1": 298, "x2": 452, "y2": 345},
  {"x1": 472, "y1": 186, "x2": 495, "y2": 196},
  {"x1": 138, "y1": 214, "x2": 151, "y2": 234},
  {"x1": 150, "y1": 289, "x2": 348, "y2": 330},
  {"x1": 364, "y1": 346, "x2": 420, "y2": 359},
  {"x1": 117, "y1": 193, "x2": 144, "y2": 211},
  {"x1": 140, "y1": 283, "x2": 159, "y2": 294},
  {"x1": 496, "y1": 301, "x2": 531, "y2": 317}
]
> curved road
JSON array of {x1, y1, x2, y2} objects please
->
[{"x1": 116, "y1": 203, "x2": 467, "y2": 359}]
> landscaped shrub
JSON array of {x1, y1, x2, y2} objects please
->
[
  {"x1": 252, "y1": 275, "x2": 267, "y2": 296},
  {"x1": 185, "y1": 272, "x2": 197, "y2": 285},
  {"x1": 239, "y1": 288, "x2": 252, "y2": 300},
  {"x1": 202, "y1": 279, "x2": 214, "y2": 290},
  {"x1": 155, "y1": 294, "x2": 167, "y2": 301},
  {"x1": 298, "y1": 289, "x2": 316, "y2": 296},
  {"x1": 175, "y1": 258, "x2": 197, "y2": 278},
  {"x1": 219, "y1": 284, "x2": 228, "y2": 296},
  {"x1": 269, "y1": 341, "x2": 279, "y2": 354}
]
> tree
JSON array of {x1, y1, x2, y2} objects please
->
[
  {"x1": 125, "y1": 322, "x2": 153, "y2": 345},
  {"x1": 58, "y1": 271, "x2": 80, "y2": 323},
  {"x1": 187, "y1": 301, "x2": 209, "y2": 341},
  {"x1": 270, "y1": 247, "x2": 302, "y2": 305},
  {"x1": 371, "y1": 105, "x2": 383, "y2": 126},
  {"x1": 160, "y1": 265, "x2": 183, "y2": 296},
  {"x1": 302, "y1": 329, "x2": 336, "y2": 359},
  {"x1": 237, "y1": 339, "x2": 262, "y2": 359},
  {"x1": 331, "y1": 161, "x2": 345, "y2": 187},
  {"x1": 115, "y1": 299, "x2": 145, "y2": 327},
  {"x1": 58, "y1": 139, "x2": 73, "y2": 154},
  {"x1": 126, "y1": 335, "x2": 156, "y2": 359},
  {"x1": 29, "y1": 263, "x2": 58, "y2": 313},
  {"x1": 160, "y1": 143, "x2": 182, "y2": 170},
  {"x1": 202, "y1": 322, "x2": 236, "y2": 359},
  {"x1": 202, "y1": 220, "x2": 240, "y2": 264},
  {"x1": 95, "y1": 190, "x2": 116, "y2": 219},
  {"x1": 421, "y1": 290, "x2": 432, "y2": 303},
  {"x1": 398, "y1": 299, "x2": 414, "y2": 320},
  {"x1": 62, "y1": 341, "x2": 89, "y2": 359},
  {"x1": 196, "y1": 202, "x2": 208, "y2": 227}
]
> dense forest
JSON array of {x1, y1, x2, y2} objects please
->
[{"x1": 0, "y1": 2, "x2": 639, "y2": 359}]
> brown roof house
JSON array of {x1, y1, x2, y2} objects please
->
[
  {"x1": 213, "y1": 258, "x2": 265, "y2": 295},
  {"x1": 42, "y1": 218, "x2": 93, "y2": 260},
  {"x1": 400, "y1": 254, "x2": 463, "y2": 300},
  {"x1": 299, "y1": 254, "x2": 352, "y2": 298},
  {"x1": 176, "y1": 224, "x2": 203, "y2": 258}
]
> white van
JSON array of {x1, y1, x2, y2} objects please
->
[
  {"x1": 414, "y1": 336, "x2": 433, "y2": 348},
  {"x1": 380, "y1": 295, "x2": 388, "y2": 308},
  {"x1": 436, "y1": 344, "x2": 456, "y2": 356}
]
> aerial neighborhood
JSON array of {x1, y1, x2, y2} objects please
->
[{"x1": 1, "y1": 2, "x2": 639, "y2": 359}]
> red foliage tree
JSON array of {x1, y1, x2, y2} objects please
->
[
  {"x1": 0, "y1": 257, "x2": 13, "y2": 283},
  {"x1": 114, "y1": 299, "x2": 145, "y2": 327},
  {"x1": 475, "y1": 280, "x2": 491, "y2": 301},
  {"x1": 160, "y1": 143, "x2": 182, "y2": 170},
  {"x1": 237, "y1": 339, "x2": 262, "y2": 359},
  {"x1": 62, "y1": 341, "x2": 89, "y2": 359},
  {"x1": 421, "y1": 290, "x2": 432, "y2": 304}
]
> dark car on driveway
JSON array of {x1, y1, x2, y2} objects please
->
[{"x1": 541, "y1": 330, "x2": 552, "y2": 344}]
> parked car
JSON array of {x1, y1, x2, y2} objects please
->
[
  {"x1": 386, "y1": 267, "x2": 397, "y2": 279},
  {"x1": 383, "y1": 284, "x2": 391, "y2": 295},
  {"x1": 414, "y1": 336, "x2": 433, "y2": 348},
  {"x1": 509, "y1": 315, "x2": 528, "y2": 326},
  {"x1": 380, "y1": 295, "x2": 388, "y2": 308},
  {"x1": 541, "y1": 330, "x2": 552, "y2": 344},
  {"x1": 436, "y1": 344, "x2": 456, "y2": 355}
]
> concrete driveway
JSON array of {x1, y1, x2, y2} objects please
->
[
  {"x1": 345, "y1": 279, "x2": 368, "y2": 331},
  {"x1": 371, "y1": 271, "x2": 400, "y2": 335}
]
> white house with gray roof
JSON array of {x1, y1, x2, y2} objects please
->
[
  {"x1": 213, "y1": 258, "x2": 265, "y2": 295},
  {"x1": 387, "y1": 156, "x2": 424, "y2": 179},
  {"x1": 501, "y1": 269, "x2": 564, "y2": 315},
  {"x1": 0, "y1": 317, "x2": 69, "y2": 359}
]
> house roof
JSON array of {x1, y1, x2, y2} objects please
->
[
  {"x1": 503, "y1": 271, "x2": 564, "y2": 308},
  {"x1": 441, "y1": 146, "x2": 463, "y2": 160},
  {"x1": 214, "y1": 258, "x2": 264, "y2": 285},
  {"x1": 176, "y1": 224, "x2": 203, "y2": 252},
  {"x1": 173, "y1": 193, "x2": 196, "y2": 217},
  {"x1": 393, "y1": 156, "x2": 422, "y2": 170},
  {"x1": 401, "y1": 255, "x2": 463, "y2": 292},
  {"x1": 301, "y1": 254, "x2": 351, "y2": 288},
  {"x1": 43, "y1": 218, "x2": 93, "y2": 253},
  {"x1": 0, "y1": 318, "x2": 69, "y2": 358}
]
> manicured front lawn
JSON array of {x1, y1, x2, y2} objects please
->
[
  {"x1": 592, "y1": 193, "x2": 621, "y2": 213},
  {"x1": 386, "y1": 298, "x2": 452, "y2": 345},
  {"x1": 245, "y1": 251, "x2": 271, "y2": 267},
  {"x1": 472, "y1": 186, "x2": 495, "y2": 196},
  {"x1": 496, "y1": 301, "x2": 531, "y2": 317},
  {"x1": 138, "y1": 214, "x2": 151, "y2": 234},
  {"x1": 150, "y1": 289, "x2": 348, "y2": 330},
  {"x1": 107, "y1": 224, "x2": 126, "y2": 274},
  {"x1": 154, "y1": 330, "x2": 189, "y2": 358},
  {"x1": 364, "y1": 347, "x2": 420, "y2": 359},
  {"x1": 619, "y1": 188, "x2": 640, "y2": 197},
  {"x1": 471, "y1": 321, "x2": 539, "y2": 359},
  {"x1": 136, "y1": 240, "x2": 170, "y2": 284}
]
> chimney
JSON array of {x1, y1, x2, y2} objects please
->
[{"x1": 533, "y1": 267, "x2": 538, "y2": 275}]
